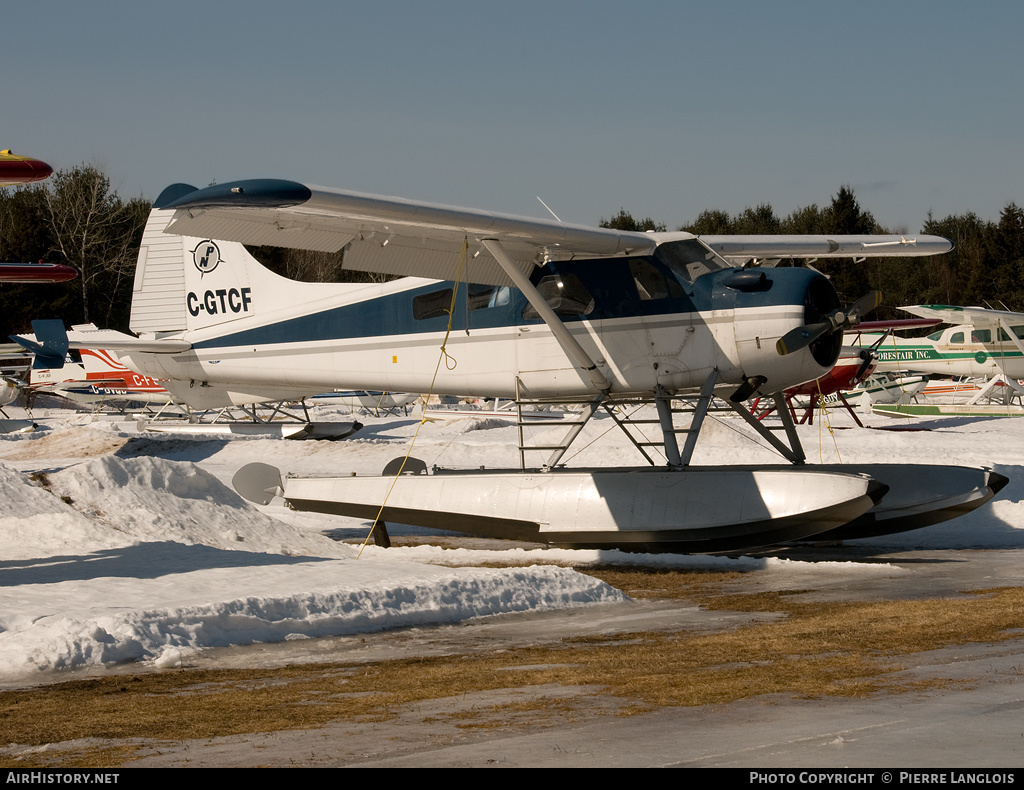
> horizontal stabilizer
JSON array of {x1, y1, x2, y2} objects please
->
[
  {"x1": 12, "y1": 322, "x2": 191, "y2": 362},
  {"x1": 10, "y1": 319, "x2": 68, "y2": 369},
  {"x1": 65, "y1": 325, "x2": 191, "y2": 354}
]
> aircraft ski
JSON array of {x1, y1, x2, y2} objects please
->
[{"x1": 22, "y1": 178, "x2": 1004, "y2": 552}]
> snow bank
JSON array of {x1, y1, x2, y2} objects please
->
[
  {"x1": 0, "y1": 563, "x2": 624, "y2": 676},
  {"x1": 0, "y1": 461, "x2": 133, "y2": 559},
  {"x1": 0, "y1": 452, "x2": 626, "y2": 679},
  {"x1": 45, "y1": 455, "x2": 352, "y2": 558}
]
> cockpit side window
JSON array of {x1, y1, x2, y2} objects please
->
[
  {"x1": 629, "y1": 259, "x2": 684, "y2": 300},
  {"x1": 521, "y1": 274, "x2": 594, "y2": 320}
]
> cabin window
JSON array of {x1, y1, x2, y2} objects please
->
[
  {"x1": 971, "y1": 329, "x2": 991, "y2": 343},
  {"x1": 413, "y1": 288, "x2": 453, "y2": 320},
  {"x1": 998, "y1": 326, "x2": 1024, "y2": 341},
  {"x1": 629, "y1": 259, "x2": 684, "y2": 301},
  {"x1": 467, "y1": 284, "x2": 511, "y2": 311},
  {"x1": 927, "y1": 330, "x2": 944, "y2": 341},
  {"x1": 950, "y1": 331, "x2": 965, "y2": 344},
  {"x1": 521, "y1": 274, "x2": 594, "y2": 320}
]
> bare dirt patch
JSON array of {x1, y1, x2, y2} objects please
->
[{"x1": 0, "y1": 427, "x2": 128, "y2": 462}]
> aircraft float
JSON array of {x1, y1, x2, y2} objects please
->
[{"x1": 14, "y1": 180, "x2": 1008, "y2": 551}]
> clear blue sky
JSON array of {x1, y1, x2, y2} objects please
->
[{"x1": 3, "y1": 0, "x2": 1021, "y2": 233}]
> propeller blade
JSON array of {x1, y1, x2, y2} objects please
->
[
  {"x1": 845, "y1": 290, "x2": 881, "y2": 325},
  {"x1": 776, "y1": 321, "x2": 832, "y2": 355},
  {"x1": 777, "y1": 291, "x2": 882, "y2": 356}
]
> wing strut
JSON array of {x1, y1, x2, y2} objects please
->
[{"x1": 481, "y1": 238, "x2": 609, "y2": 391}]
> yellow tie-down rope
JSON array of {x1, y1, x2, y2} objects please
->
[
  {"x1": 357, "y1": 240, "x2": 469, "y2": 557},
  {"x1": 815, "y1": 377, "x2": 842, "y2": 464}
]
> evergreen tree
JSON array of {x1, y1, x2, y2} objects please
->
[
  {"x1": 732, "y1": 203, "x2": 780, "y2": 235},
  {"x1": 816, "y1": 186, "x2": 877, "y2": 305},
  {"x1": 680, "y1": 209, "x2": 732, "y2": 234},
  {"x1": 600, "y1": 208, "x2": 666, "y2": 233},
  {"x1": 780, "y1": 204, "x2": 823, "y2": 234}
]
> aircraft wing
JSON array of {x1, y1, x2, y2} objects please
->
[
  {"x1": 850, "y1": 318, "x2": 942, "y2": 333},
  {"x1": 701, "y1": 235, "x2": 953, "y2": 262},
  {"x1": 159, "y1": 180, "x2": 953, "y2": 286},
  {"x1": 159, "y1": 180, "x2": 659, "y2": 286},
  {"x1": 899, "y1": 305, "x2": 1024, "y2": 328}
]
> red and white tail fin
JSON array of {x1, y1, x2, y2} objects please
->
[{"x1": 79, "y1": 348, "x2": 130, "y2": 376}]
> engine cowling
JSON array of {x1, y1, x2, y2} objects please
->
[{"x1": 721, "y1": 267, "x2": 843, "y2": 396}]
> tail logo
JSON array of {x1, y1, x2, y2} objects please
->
[{"x1": 192, "y1": 240, "x2": 222, "y2": 275}]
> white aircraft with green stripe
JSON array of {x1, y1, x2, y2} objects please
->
[{"x1": 869, "y1": 305, "x2": 1024, "y2": 380}]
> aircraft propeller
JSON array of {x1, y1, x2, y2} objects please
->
[{"x1": 776, "y1": 291, "x2": 881, "y2": 356}]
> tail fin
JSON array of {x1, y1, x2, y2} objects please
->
[
  {"x1": 130, "y1": 184, "x2": 262, "y2": 335},
  {"x1": 130, "y1": 184, "x2": 368, "y2": 337}
]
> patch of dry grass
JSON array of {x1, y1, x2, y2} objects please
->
[{"x1": 3, "y1": 568, "x2": 1024, "y2": 767}]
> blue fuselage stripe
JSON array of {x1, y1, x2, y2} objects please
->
[{"x1": 192, "y1": 259, "x2": 817, "y2": 350}]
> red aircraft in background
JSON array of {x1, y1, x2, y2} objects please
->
[
  {"x1": 0, "y1": 149, "x2": 53, "y2": 186},
  {"x1": 751, "y1": 318, "x2": 941, "y2": 426},
  {"x1": 0, "y1": 262, "x2": 77, "y2": 283},
  {"x1": 0, "y1": 151, "x2": 76, "y2": 283}
]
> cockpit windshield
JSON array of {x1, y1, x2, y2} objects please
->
[{"x1": 653, "y1": 239, "x2": 732, "y2": 284}]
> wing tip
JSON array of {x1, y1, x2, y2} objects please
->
[{"x1": 157, "y1": 179, "x2": 312, "y2": 211}]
